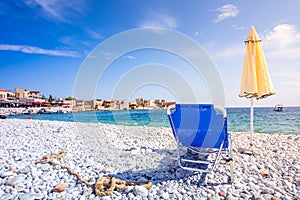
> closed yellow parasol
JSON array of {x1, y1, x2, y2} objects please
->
[{"x1": 239, "y1": 26, "x2": 275, "y2": 146}]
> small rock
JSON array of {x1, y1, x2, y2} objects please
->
[
  {"x1": 263, "y1": 187, "x2": 275, "y2": 194},
  {"x1": 249, "y1": 182, "x2": 258, "y2": 191},
  {"x1": 79, "y1": 196, "x2": 86, "y2": 200},
  {"x1": 145, "y1": 148, "x2": 153, "y2": 154},
  {"x1": 252, "y1": 192, "x2": 263, "y2": 200},
  {"x1": 161, "y1": 192, "x2": 169, "y2": 199},
  {"x1": 130, "y1": 148, "x2": 140, "y2": 155},
  {"x1": 127, "y1": 193, "x2": 135, "y2": 199},
  {"x1": 133, "y1": 186, "x2": 148, "y2": 197},
  {"x1": 0, "y1": 194, "x2": 15, "y2": 200},
  {"x1": 1, "y1": 171, "x2": 14, "y2": 178},
  {"x1": 262, "y1": 194, "x2": 273, "y2": 200},
  {"x1": 52, "y1": 183, "x2": 68, "y2": 193},
  {"x1": 15, "y1": 183, "x2": 25, "y2": 192},
  {"x1": 271, "y1": 197, "x2": 279, "y2": 200},
  {"x1": 260, "y1": 171, "x2": 269, "y2": 177},
  {"x1": 281, "y1": 196, "x2": 293, "y2": 200},
  {"x1": 265, "y1": 181, "x2": 276, "y2": 188},
  {"x1": 6, "y1": 175, "x2": 23, "y2": 186},
  {"x1": 100, "y1": 196, "x2": 111, "y2": 200},
  {"x1": 18, "y1": 166, "x2": 31, "y2": 174},
  {"x1": 218, "y1": 191, "x2": 227, "y2": 198},
  {"x1": 267, "y1": 164, "x2": 277, "y2": 172},
  {"x1": 248, "y1": 176, "x2": 258, "y2": 184},
  {"x1": 40, "y1": 164, "x2": 50, "y2": 171},
  {"x1": 125, "y1": 186, "x2": 134, "y2": 193},
  {"x1": 83, "y1": 188, "x2": 93, "y2": 196},
  {"x1": 206, "y1": 188, "x2": 215, "y2": 195},
  {"x1": 7, "y1": 167, "x2": 16, "y2": 173},
  {"x1": 32, "y1": 193, "x2": 44, "y2": 199},
  {"x1": 234, "y1": 182, "x2": 243, "y2": 190},
  {"x1": 226, "y1": 195, "x2": 237, "y2": 200}
]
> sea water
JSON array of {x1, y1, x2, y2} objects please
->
[{"x1": 7, "y1": 107, "x2": 300, "y2": 135}]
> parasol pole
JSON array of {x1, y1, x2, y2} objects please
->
[{"x1": 250, "y1": 97, "x2": 254, "y2": 147}]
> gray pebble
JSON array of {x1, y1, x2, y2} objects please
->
[
  {"x1": 160, "y1": 191, "x2": 170, "y2": 199},
  {"x1": 127, "y1": 193, "x2": 135, "y2": 199},
  {"x1": 234, "y1": 182, "x2": 243, "y2": 190},
  {"x1": 263, "y1": 187, "x2": 275, "y2": 194},
  {"x1": 125, "y1": 186, "x2": 134, "y2": 193},
  {"x1": 133, "y1": 186, "x2": 148, "y2": 197},
  {"x1": 19, "y1": 192, "x2": 44, "y2": 200},
  {"x1": 226, "y1": 195, "x2": 238, "y2": 200},
  {"x1": 18, "y1": 166, "x2": 31, "y2": 174},
  {"x1": 1, "y1": 171, "x2": 14, "y2": 178},
  {"x1": 262, "y1": 194, "x2": 273, "y2": 200},
  {"x1": 40, "y1": 163, "x2": 50, "y2": 171},
  {"x1": 6, "y1": 175, "x2": 24, "y2": 186},
  {"x1": 249, "y1": 182, "x2": 258, "y2": 191},
  {"x1": 15, "y1": 183, "x2": 26, "y2": 192},
  {"x1": 265, "y1": 181, "x2": 276, "y2": 188},
  {"x1": 0, "y1": 193, "x2": 16, "y2": 200}
]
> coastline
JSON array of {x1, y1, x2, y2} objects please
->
[
  {"x1": 0, "y1": 119, "x2": 299, "y2": 199},
  {"x1": 0, "y1": 106, "x2": 166, "y2": 115}
]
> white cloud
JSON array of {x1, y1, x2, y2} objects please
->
[
  {"x1": 195, "y1": 31, "x2": 203, "y2": 36},
  {"x1": 213, "y1": 4, "x2": 239, "y2": 23},
  {"x1": 24, "y1": 0, "x2": 86, "y2": 22},
  {"x1": 140, "y1": 12, "x2": 177, "y2": 29},
  {"x1": 86, "y1": 29, "x2": 104, "y2": 40},
  {"x1": 0, "y1": 44, "x2": 79, "y2": 57},
  {"x1": 263, "y1": 24, "x2": 300, "y2": 59},
  {"x1": 124, "y1": 55, "x2": 135, "y2": 60},
  {"x1": 33, "y1": 0, "x2": 64, "y2": 20},
  {"x1": 212, "y1": 24, "x2": 300, "y2": 60},
  {"x1": 264, "y1": 24, "x2": 300, "y2": 48}
]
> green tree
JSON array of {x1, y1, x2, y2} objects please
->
[
  {"x1": 65, "y1": 96, "x2": 74, "y2": 100},
  {"x1": 49, "y1": 95, "x2": 54, "y2": 103}
]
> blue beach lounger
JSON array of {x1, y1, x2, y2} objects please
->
[{"x1": 167, "y1": 104, "x2": 233, "y2": 181}]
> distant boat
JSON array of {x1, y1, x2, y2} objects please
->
[
  {"x1": 273, "y1": 104, "x2": 283, "y2": 112},
  {"x1": 37, "y1": 108, "x2": 52, "y2": 114},
  {"x1": 23, "y1": 109, "x2": 33, "y2": 115}
]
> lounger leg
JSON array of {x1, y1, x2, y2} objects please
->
[
  {"x1": 176, "y1": 140, "x2": 182, "y2": 169},
  {"x1": 230, "y1": 160, "x2": 234, "y2": 183},
  {"x1": 228, "y1": 133, "x2": 234, "y2": 183}
]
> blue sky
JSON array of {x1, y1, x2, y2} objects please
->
[{"x1": 0, "y1": 1, "x2": 299, "y2": 107}]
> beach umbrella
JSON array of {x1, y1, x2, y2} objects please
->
[{"x1": 239, "y1": 26, "x2": 275, "y2": 146}]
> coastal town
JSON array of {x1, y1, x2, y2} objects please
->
[{"x1": 0, "y1": 88, "x2": 176, "y2": 115}]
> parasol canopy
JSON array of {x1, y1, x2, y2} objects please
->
[
  {"x1": 240, "y1": 26, "x2": 275, "y2": 99},
  {"x1": 239, "y1": 26, "x2": 275, "y2": 146}
]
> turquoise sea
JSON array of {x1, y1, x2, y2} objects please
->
[{"x1": 6, "y1": 107, "x2": 300, "y2": 135}]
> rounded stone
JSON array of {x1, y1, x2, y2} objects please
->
[{"x1": 133, "y1": 186, "x2": 148, "y2": 197}]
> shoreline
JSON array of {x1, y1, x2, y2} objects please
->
[
  {"x1": 0, "y1": 113, "x2": 300, "y2": 135},
  {"x1": 0, "y1": 119, "x2": 299, "y2": 199},
  {"x1": 0, "y1": 106, "x2": 166, "y2": 115}
]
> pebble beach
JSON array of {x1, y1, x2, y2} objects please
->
[{"x1": 0, "y1": 119, "x2": 299, "y2": 200}]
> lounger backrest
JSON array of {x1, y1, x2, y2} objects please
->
[{"x1": 168, "y1": 104, "x2": 228, "y2": 148}]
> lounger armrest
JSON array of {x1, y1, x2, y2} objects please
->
[
  {"x1": 167, "y1": 104, "x2": 176, "y2": 115},
  {"x1": 214, "y1": 105, "x2": 227, "y2": 118}
]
